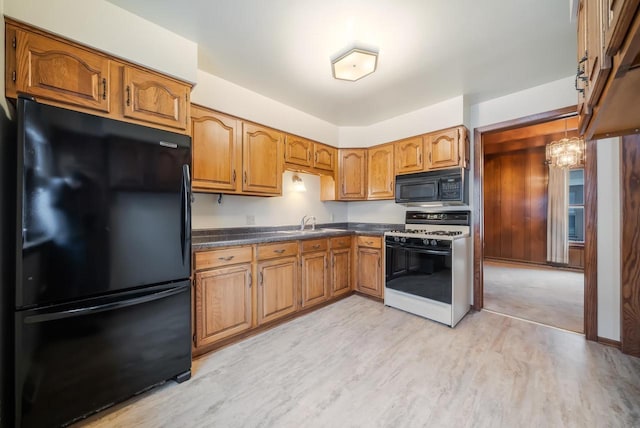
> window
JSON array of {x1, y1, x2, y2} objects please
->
[{"x1": 568, "y1": 168, "x2": 584, "y2": 242}]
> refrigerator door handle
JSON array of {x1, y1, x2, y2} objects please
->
[
  {"x1": 181, "y1": 164, "x2": 191, "y2": 265},
  {"x1": 24, "y1": 285, "x2": 189, "y2": 324}
]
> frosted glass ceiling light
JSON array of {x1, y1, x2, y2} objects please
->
[{"x1": 332, "y1": 48, "x2": 378, "y2": 81}]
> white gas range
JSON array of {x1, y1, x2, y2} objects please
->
[{"x1": 384, "y1": 211, "x2": 471, "y2": 327}]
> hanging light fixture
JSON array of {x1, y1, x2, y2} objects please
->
[
  {"x1": 291, "y1": 174, "x2": 307, "y2": 192},
  {"x1": 545, "y1": 119, "x2": 585, "y2": 168}
]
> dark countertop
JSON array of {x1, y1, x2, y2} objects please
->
[{"x1": 192, "y1": 222, "x2": 402, "y2": 250}]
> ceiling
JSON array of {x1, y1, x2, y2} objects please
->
[{"x1": 108, "y1": 0, "x2": 576, "y2": 126}]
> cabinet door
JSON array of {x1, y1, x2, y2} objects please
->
[
  {"x1": 426, "y1": 129, "x2": 460, "y2": 170},
  {"x1": 367, "y1": 144, "x2": 394, "y2": 200},
  {"x1": 314, "y1": 144, "x2": 336, "y2": 172},
  {"x1": 603, "y1": 0, "x2": 640, "y2": 56},
  {"x1": 13, "y1": 28, "x2": 111, "y2": 112},
  {"x1": 395, "y1": 136, "x2": 425, "y2": 174},
  {"x1": 191, "y1": 106, "x2": 241, "y2": 192},
  {"x1": 242, "y1": 123, "x2": 284, "y2": 195},
  {"x1": 257, "y1": 256, "x2": 298, "y2": 324},
  {"x1": 301, "y1": 251, "x2": 329, "y2": 308},
  {"x1": 357, "y1": 247, "x2": 382, "y2": 298},
  {"x1": 194, "y1": 264, "x2": 252, "y2": 348},
  {"x1": 285, "y1": 135, "x2": 312, "y2": 167},
  {"x1": 123, "y1": 66, "x2": 189, "y2": 130},
  {"x1": 583, "y1": 0, "x2": 611, "y2": 113},
  {"x1": 338, "y1": 149, "x2": 367, "y2": 199},
  {"x1": 331, "y1": 248, "x2": 352, "y2": 297}
]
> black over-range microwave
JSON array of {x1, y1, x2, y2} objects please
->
[{"x1": 395, "y1": 168, "x2": 469, "y2": 206}]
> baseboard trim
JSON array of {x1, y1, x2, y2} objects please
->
[{"x1": 597, "y1": 336, "x2": 622, "y2": 349}]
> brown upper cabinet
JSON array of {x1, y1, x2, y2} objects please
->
[
  {"x1": 338, "y1": 149, "x2": 367, "y2": 200},
  {"x1": 191, "y1": 105, "x2": 283, "y2": 196},
  {"x1": 426, "y1": 128, "x2": 461, "y2": 170},
  {"x1": 284, "y1": 134, "x2": 336, "y2": 175},
  {"x1": 577, "y1": 0, "x2": 640, "y2": 139},
  {"x1": 242, "y1": 123, "x2": 284, "y2": 195},
  {"x1": 122, "y1": 66, "x2": 189, "y2": 130},
  {"x1": 191, "y1": 106, "x2": 241, "y2": 192},
  {"x1": 395, "y1": 136, "x2": 425, "y2": 175},
  {"x1": 367, "y1": 143, "x2": 394, "y2": 200},
  {"x1": 5, "y1": 19, "x2": 192, "y2": 134}
]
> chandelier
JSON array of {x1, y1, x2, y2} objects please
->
[{"x1": 545, "y1": 119, "x2": 585, "y2": 168}]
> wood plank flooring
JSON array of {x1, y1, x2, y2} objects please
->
[
  {"x1": 484, "y1": 260, "x2": 584, "y2": 333},
  {"x1": 77, "y1": 295, "x2": 639, "y2": 428}
]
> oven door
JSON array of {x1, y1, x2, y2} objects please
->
[{"x1": 385, "y1": 243, "x2": 452, "y2": 304}]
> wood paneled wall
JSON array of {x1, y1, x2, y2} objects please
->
[
  {"x1": 621, "y1": 134, "x2": 640, "y2": 357},
  {"x1": 484, "y1": 146, "x2": 548, "y2": 264}
]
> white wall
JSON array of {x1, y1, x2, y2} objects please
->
[
  {"x1": 4, "y1": 0, "x2": 198, "y2": 83},
  {"x1": 191, "y1": 70, "x2": 339, "y2": 146},
  {"x1": 339, "y1": 96, "x2": 465, "y2": 148},
  {"x1": 192, "y1": 171, "x2": 348, "y2": 229},
  {"x1": 596, "y1": 138, "x2": 621, "y2": 341}
]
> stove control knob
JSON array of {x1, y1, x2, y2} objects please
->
[
  {"x1": 422, "y1": 239, "x2": 429, "y2": 246},
  {"x1": 430, "y1": 240, "x2": 438, "y2": 247},
  {"x1": 400, "y1": 237, "x2": 406, "y2": 243},
  {"x1": 394, "y1": 236, "x2": 400, "y2": 242}
]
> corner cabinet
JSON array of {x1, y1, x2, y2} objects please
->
[
  {"x1": 242, "y1": 123, "x2": 284, "y2": 195},
  {"x1": 356, "y1": 236, "x2": 383, "y2": 298},
  {"x1": 191, "y1": 106, "x2": 241, "y2": 192},
  {"x1": 5, "y1": 19, "x2": 192, "y2": 134}
]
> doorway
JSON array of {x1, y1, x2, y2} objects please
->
[{"x1": 472, "y1": 107, "x2": 597, "y2": 339}]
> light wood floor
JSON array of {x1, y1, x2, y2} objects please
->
[
  {"x1": 77, "y1": 295, "x2": 639, "y2": 428},
  {"x1": 484, "y1": 260, "x2": 584, "y2": 333}
]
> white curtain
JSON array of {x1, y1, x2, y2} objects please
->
[{"x1": 547, "y1": 165, "x2": 569, "y2": 264}]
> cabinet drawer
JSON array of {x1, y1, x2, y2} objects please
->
[
  {"x1": 330, "y1": 236, "x2": 352, "y2": 249},
  {"x1": 195, "y1": 246, "x2": 253, "y2": 270},
  {"x1": 357, "y1": 236, "x2": 382, "y2": 249},
  {"x1": 257, "y1": 241, "x2": 298, "y2": 260},
  {"x1": 301, "y1": 238, "x2": 328, "y2": 253}
]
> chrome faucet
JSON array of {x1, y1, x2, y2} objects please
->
[{"x1": 300, "y1": 215, "x2": 316, "y2": 231}]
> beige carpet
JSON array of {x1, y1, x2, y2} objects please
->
[
  {"x1": 76, "y1": 295, "x2": 639, "y2": 428},
  {"x1": 484, "y1": 260, "x2": 584, "y2": 333}
]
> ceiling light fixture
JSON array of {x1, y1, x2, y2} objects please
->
[
  {"x1": 291, "y1": 174, "x2": 307, "y2": 192},
  {"x1": 331, "y1": 47, "x2": 378, "y2": 81},
  {"x1": 545, "y1": 119, "x2": 585, "y2": 168}
]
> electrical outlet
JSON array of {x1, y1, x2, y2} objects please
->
[{"x1": 246, "y1": 215, "x2": 255, "y2": 225}]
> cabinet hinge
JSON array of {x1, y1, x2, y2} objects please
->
[{"x1": 12, "y1": 36, "x2": 16, "y2": 49}]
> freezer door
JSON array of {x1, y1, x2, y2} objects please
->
[
  {"x1": 18, "y1": 98, "x2": 191, "y2": 307},
  {"x1": 14, "y1": 281, "x2": 191, "y2": 428}
]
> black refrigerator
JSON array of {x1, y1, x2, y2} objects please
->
[{"x1": 4, "y1": 97, "x2": 192, "y2": 427}]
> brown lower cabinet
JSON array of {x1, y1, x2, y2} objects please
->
[
  {"x1": 300, "y1": 239, "x2": 329, "y2": 308},
  {"x1": 356, "y1": 236, "x2": 384, "y2": 298},
  {"x1": 192, "y1": 235, "x2": 363, "y2": 356}
]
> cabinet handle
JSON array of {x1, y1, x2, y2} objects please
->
[
  {"x1": 244, "y1": 171, "x2": 247, "y2": 183},
  {"x1": 418, "y1": 152, "x2": 422, "y2": 164},
  {"x1": 312, "y1": 244, "x2": 321, "y2": 249},
  {"x1": 378, "y1": 258, "x2": 381, "y2": 267},
  {"x1": 273, "y1": 249, "x2": 286, "y2": 254},
  {"x1": 248, "y1": 272, "x2": 252, "y2": 288},
  {"x1": 308, "y1": 151, "x2": 311, "y2": 161},
  {"x1": 232, "y1": 170, "x2": 236, "y2": 183},
  {"x1": 126, "y1": 85, "x2": 131, "y2": 106},
  {"x1": 218, "y1": 255, "x2": 235, "y2": 261},
  {"x1": 102, "y1": 78, "x2": 107, "y2": 100},
  {"x1": 315, "y1": 152, "x2": 318, "y2": 163},
  {"x1": 259, "y1": 272, "x2": 263, "y2": 285},
  {"x1": 429, "y1": 152, "x2": 432, "y2": 163},
  {"x1": 366, "y1": 241, "x2": 374, "y2": 245}
]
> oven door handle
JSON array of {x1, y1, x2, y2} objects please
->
[{"x1": 385, "y1": 243, "x2": 451, "y2": 256}]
